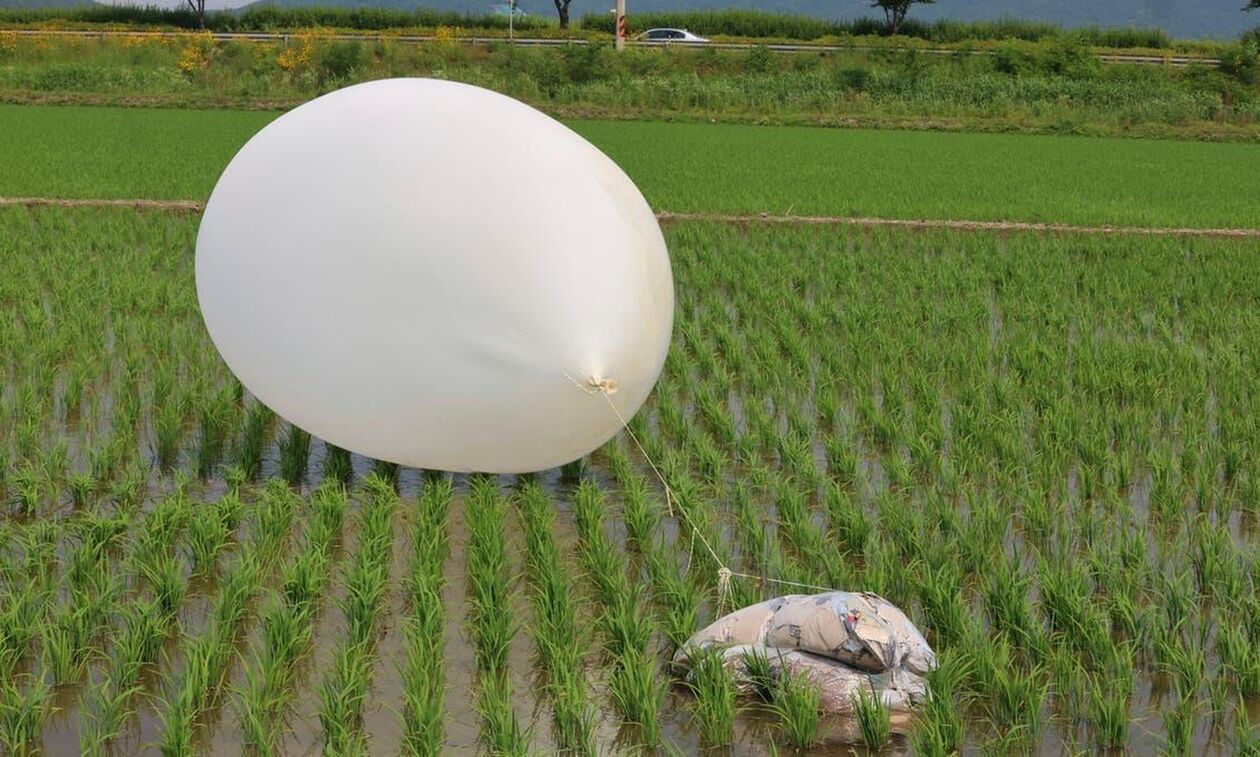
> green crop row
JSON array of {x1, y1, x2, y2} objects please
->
[{"x1": 1, "y1": 206, "x2": 1258, "y2": 753}]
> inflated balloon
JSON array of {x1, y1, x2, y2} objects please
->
[{"x1": 196, "y1": 79, "x2": 673, "y2": 473}]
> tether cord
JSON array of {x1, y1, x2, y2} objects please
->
[{"x1": 569, "y1": 373, "x2": 837, "y2": 614}]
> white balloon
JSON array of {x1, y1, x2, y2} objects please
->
[{"x1": 196, "y1": 79, "x2": 673, "y2": 473}]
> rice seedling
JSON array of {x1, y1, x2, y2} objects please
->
[
  {"x1": 516, "y1": 482, "x2": 596, "y2": 754},
  {"x1": 465, "y1": 478, "x2": 516, "y2": 676},
  {"x1": 322, "y1": 443, "x2": 354, "y2": 486},
  {"x1": 0, "y1": 674, "x2": 52, "y2": 754},
  {"x1": 235, "y1": 401, "x2": 272, "y2": 480},
  {"x1": 277, "y1": 423, "x2": 311, "y2": 485},
  {"x1": 1161, "y1": 696, "x2": 1196, "y2": 757},
  {"x1": 1235, "y1": 700, "x2": 1260, "y2": 757},
  {"x1": 474, "y1": 672, "x2": 530, "y2": 757},
  {"x1": 770, "y1": 666, "x2": 821, "y2": 749},
  {"x1": 186, "y1": 503, "x2": 227, "y2": 576},
  {"x1": 80, "y1": 673, "x2": 143, "y2": 755},
  {"x1": 609, "y1": 645, "x2": 668, "y2": 746},
  {"x1": 6, "y1": 209, "x2": 1260, "y2": 755},
  {"x1": 157, "y1": 552, "x2": 263, "y2": 754},
  {"x1": 399, "y1": 476, "x2": 452, "y2": 756},
  {"x1": 318, "y1": 474, "x2": 397, "y2": 753},
  {"x1": 1088, "y1": 674, "x2": 1130, "y2": 750},
  {"x1": 852, "y1": 684, "x2": 892, "y2": 750},
  {"x1": 685, "y1": 646, "x2": 739, "y2": 746},
  {"x1": 237, "y1": 486, "x2": 344, "y2": 753}
]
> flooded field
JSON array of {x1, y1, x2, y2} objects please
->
[{"x1": 1, "y1": 207, "x2": 1258, "y2": 754}]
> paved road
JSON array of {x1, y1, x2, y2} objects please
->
[{"x1": 5, "y1": 28, "x2": 1223, "y2": 67}]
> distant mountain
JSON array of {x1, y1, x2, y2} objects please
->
[{"x1": 2, "y1": 0, "x2": 1256, "y2": 39}]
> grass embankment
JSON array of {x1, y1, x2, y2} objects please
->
[
  {"x1": 0, "y1": 32, "x2": 1257, "y2": 140},
  {"x1": 1, "y1": 103, "x2": 1257, "y2": 229}
]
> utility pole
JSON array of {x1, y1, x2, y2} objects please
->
[{"x1": 615, "y1": 0, "x2": 626, "y2": 51}]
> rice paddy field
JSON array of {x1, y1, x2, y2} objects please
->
[
  {"x1": 1, "y1": 193, "x2": 1258, "y2": 755},
  {"x1": 3, "y1": 103, "x2": 1260, "y2": 228}
]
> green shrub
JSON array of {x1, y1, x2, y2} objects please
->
[
  {"x1": 561, "y1": 42, "x2": 604, "y2": 84},
  {"x1": 318, "y1": 40, "x2": 363, "y2": 82},
  {"x1": 835, "y1": 66, "x2": 871, "y2": 91},
  {"x1": 1041, "y1": 36, "x2": 1101, "y2": 78},
  {"x1": 993, "y1": 42, "x2": 1037, "y2": 76},
  {"x1": 745, "y1": 45, "x2": 772, "y2": 74},
  {"x1": 1220, "y1": 40, "x2": 1260, "y2": 86}
]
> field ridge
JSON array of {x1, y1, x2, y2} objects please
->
[{"x1": 5, "y1": 196, "x2": 1259, "y2": 238}]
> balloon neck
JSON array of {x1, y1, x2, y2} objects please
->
[{"x1": 588, "y1": 375, "x2": 619, "y2": 395}]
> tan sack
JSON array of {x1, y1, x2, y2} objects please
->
[
  {"x1": 670, "y1": 596, "x2": 786, "y2": 656},
  {"x1": 675, "y1": 591, "x2": 935, "y2": 676},
  {"x1": 764, "y1": 592, "x2": 893, "y2": 673}
]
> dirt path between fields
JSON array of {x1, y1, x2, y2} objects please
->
[
  {"x1": 4, "y1": 196, "x2": 1259, "y2": 239},
  {"x1": 1, "y1": 196, "x2": 206, "y2": 213},
  {"x1": 654, "y1": 211, "x2": 1260, "y2": 239}
]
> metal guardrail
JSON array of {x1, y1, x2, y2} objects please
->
[{"x1": 4, "y1": 28, "x2": 1224, "y2": 66}]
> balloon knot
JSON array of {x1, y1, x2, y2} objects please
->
[{"x1": 588, "y1": 376, "x2": 619, "y2": 395}]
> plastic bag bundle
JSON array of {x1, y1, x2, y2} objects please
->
[{"x1": 674, "y1": 591, "x2": 935, "y2": 715}]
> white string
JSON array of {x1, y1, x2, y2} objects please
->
[{"x1": 571, "y1": 373, "x2": 839, "y2": 605}]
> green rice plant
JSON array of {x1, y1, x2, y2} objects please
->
[
  {"x1": 609, "y1": 645, "x2": 667, "y2": 746},
  {"x1": 852, "y1": 683, "x2": 892, "y2": 750},
  {"x1": 370, "y1": 458, "x2": 400, "y2": 489},
  {"x1": 824, "y1": 482, "x2": 871, "y2": 554},
  {"x1": 80, "y1": 673, "x2": 143, "y2": 754},
  {"x1": 186, "y1": 504, "x2": 227, "y2": 576},
  {"x1": 474, "y1": 672, "x2": 529, "y2": 757},
  {"x1": 1161, "y1": 697, "x2": 1195, "y2": 757},
  {"x1": 318, "y1": 641, "x2": 374, "y2": 754},
  {"x1": 740, "y1": 647, "x2": 775, "y2": 702},
  {"x1": 253, "y1": 481, "x2": 300, "y2": 562},
  {"x1": 914, "y1": 685, "x2": 965, "y2": 757},
  {"x1": 0, "y1": 674, "x2": 52, "y2": 754},
  {"x1": 685, "y1": 646, "x2": 739, "y2": 746},
  {"x1": 514, "y1": 482, "x2": 597, "y2": 754},
  {"x1": 42, "y1": 604, "x2": 95, "y2": 685},
  {"x1": 235, "y1": 401, "x2": 272, "y2": 480},
  {"x1": 770, "y1": 666, "x2": 821, "y2": 749},
  {"x1": 237, "y1": 486, "x2": 343, "y2": 754},
  {"x1": 140, "y1": 552, "x2": 186, "y2": 620},
  {"x1": 399, "y1": 612, "x2": 445, "y2": 756},
  {"x1": 68, "y1": 472, "x2": 95, "y2": 507},
  {"x1": 195, "y1": 389, "x2": 234, "y2": 479},
  {"x1": 1218, "y1": 620, "x2": 1260, "y2": 697},
  {"x1": 1157, "y1": 627, "x2": 1205, "y2": 700},
  {"x1": 1088, "y1": 675, "x2": 1130, "y2": 749},
  {"x1": 1236, "y1": 699, "x2": 1260, "y2": 757},
  {"x1": 465, "y1": 478, "x2": 516, "y2": 676},
  {"x1": 321, "y1": 443, "x2": 353, "y2": 486},
  {"x1": 318, "y1": 474, "x2": 397, "y2": 752},
  {"x1": 277, "y1": 423, "x2": 311, "y2": 485}
]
